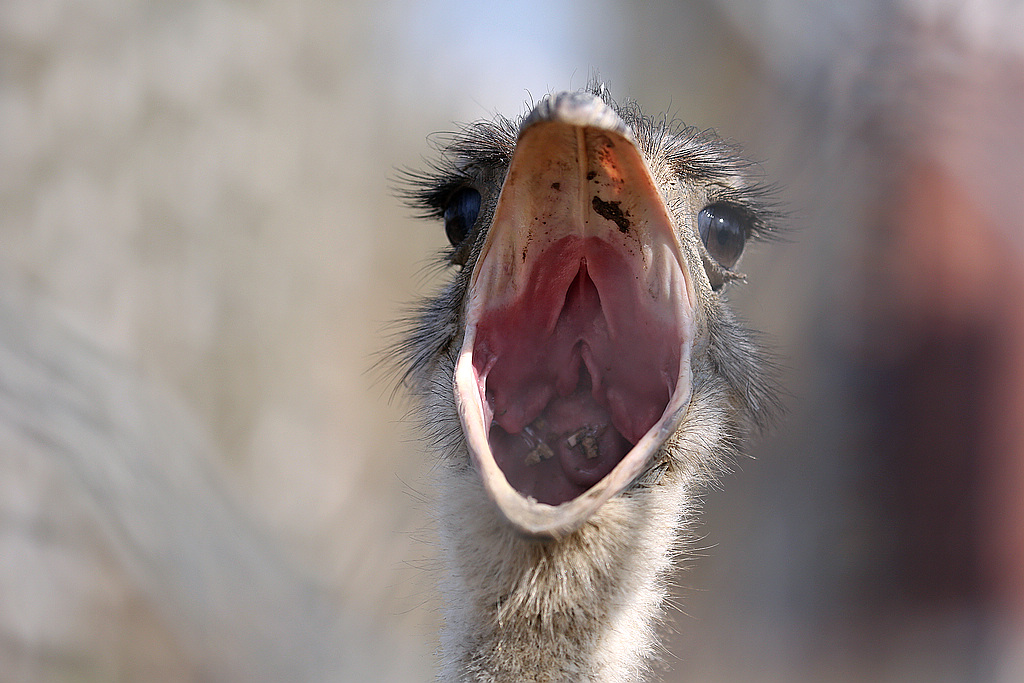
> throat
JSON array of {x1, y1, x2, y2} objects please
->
[{"x1": 489, "y1": 362, "x2": 633, "y2": 505}]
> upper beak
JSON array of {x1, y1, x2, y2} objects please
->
[{"x1": 454, "y1": 92, "x2": 697, "y2": 538}]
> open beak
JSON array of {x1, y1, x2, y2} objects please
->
[{"x1": 454, "y1": 92, "x2": 697, "y2": 538}]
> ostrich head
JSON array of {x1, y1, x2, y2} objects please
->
[{"x1": 399, "y1": 85, "x2": 778, "y2": 679}]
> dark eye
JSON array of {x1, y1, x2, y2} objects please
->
[
  {"x1": 443, "y1": 187, "x2": 481, "y2": 247},
  {"x1": 697, "y1": 203, "x2": 746, "y2": 270}
]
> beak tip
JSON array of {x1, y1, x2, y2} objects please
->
[{"x1": 521, "y1": 91, "x2": 633, "y2": 142}]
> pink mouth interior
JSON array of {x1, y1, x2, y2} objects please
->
[{"x1": 473, "y1": 236, "x2": 680, "y2": 505}]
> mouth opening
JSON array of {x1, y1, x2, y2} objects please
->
[
  {"x1": 453, "y1": 92, "x2": 696, "y2": 537},
  {"x1": 477, "y1": 237, "x2": 678, "y2": 506}
]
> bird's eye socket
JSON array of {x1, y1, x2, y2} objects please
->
[
  {"x1": 697, "y1": 203, "x2": 746, "y2": 270},
  {"x1": 443, "y1": 187, "x2": 481, "y2": 247}
]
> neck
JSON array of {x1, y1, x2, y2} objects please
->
[{"x1": 436, "y1": 464, "x2": 693, "y2": 682}]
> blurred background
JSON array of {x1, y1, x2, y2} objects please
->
[{"x1": 1, "y1": 0, "x2": 1022, "y2": 680}]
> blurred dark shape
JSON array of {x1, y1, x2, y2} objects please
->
[
  {"x1": 858, "y1": 39, "x2": 1024, "y2": 677},
  {"x1": 726, "y1": 2, "x2": 1024, "y2": 680}
]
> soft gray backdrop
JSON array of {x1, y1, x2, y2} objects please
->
[{"x1": 2, "y1": 0, "x2": 1022, "y2": 681}]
